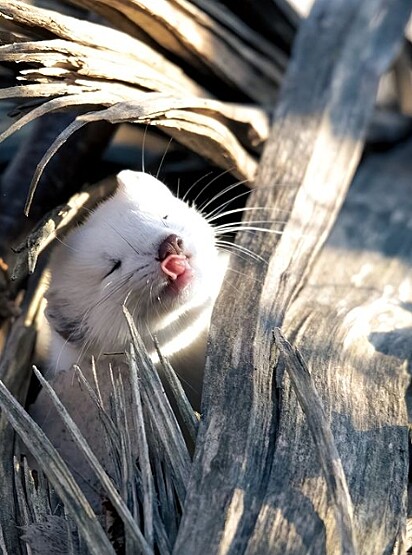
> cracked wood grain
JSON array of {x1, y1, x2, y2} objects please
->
[{"x1": 174, "y1": 1, "x2": 412, "y2": 554}]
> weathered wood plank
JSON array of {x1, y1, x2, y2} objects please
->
[
  {"x1": 254, "y1": 140, "x2": 412, "y2": 554},
  {"x1": 271, "y1": 328, "x2": 356, "y2": 554},
  {"x1": 174, "y1": 1, "x2": 412, "y2": 553}
]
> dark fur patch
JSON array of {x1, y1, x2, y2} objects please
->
[{"x1": 46, "y1": 307, "x2": 87, "y2": 345}]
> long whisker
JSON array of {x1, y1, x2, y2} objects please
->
[
  {"x1": 201, "y1": 186, "x2": 251, "y2": 220},
  {"x1": 191, "y1": 166, "x2": 237, "y2": 205},
  {"x1": 215, "y1": 227, "x2": 284, "y2": 236},
  {"x1": 197, "y1": 179, "x2": 248, "y2": 214},
  {"x1": 141, "y1": 124, "x2": 148, "y2": 173},
  {"x1": 214, "y1": 219, "x2": 286, "y2": 229},
  {"x1": 216, "y1": 240, "x2": 266, "y2": 263},
  {"x1": 224, "y1": 266, "x2": 264, "y2": 285},
  {"x1": 181, "y1": 171, "x2": 214, "y2": 202},
  {"x1": 208, "y1": 206, "x2": 290, "y2": 224},
  {"x1": 53, "y1": 234, "x2": 80, "y2": 252},
  {"x1": 108, "y1": 225, "x2": 142, "y2": 256},
  {"x1": 217, "y1": 246, "x2": 258, "y2": 266},
  {"x1": 204, "y1": 182, "x2": 298, "y2": 221},
  {"x1": 177, "y1": 177, "x2": 181, "y2": 199},
  {"x1": 156, "y1": 137, "x2": 173, "y2": 180}
]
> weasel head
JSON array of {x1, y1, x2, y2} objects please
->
[{"x1": 45, "y1": 170, "x2": 224, "y2": 364}]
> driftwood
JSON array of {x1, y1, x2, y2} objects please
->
[{"x1": 174, "y1": 1, "x2": 412, "y2": 554}]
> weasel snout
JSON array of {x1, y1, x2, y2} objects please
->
[
  {"x1": 158, "y1": 234, "x2": 185, "y2": 260},
  {"x1": 159, "y1": 234, "x2": 194, "y2": 288}
]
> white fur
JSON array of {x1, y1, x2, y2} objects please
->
[{"x1": 45, "y1": 171, "x2": 227, "y2": 382}]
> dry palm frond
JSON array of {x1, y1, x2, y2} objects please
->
[
  {"x1": 66, "y1": 0, "x2": 284, "y2": 100},
  {"x1": 0, "y1": 0, "x2": 276, "y2": 215}
]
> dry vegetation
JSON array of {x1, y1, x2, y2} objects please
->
[{"x1": 0, "y1": 1, "x2": 412, "y2": 554}]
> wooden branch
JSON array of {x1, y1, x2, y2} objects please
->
[{"x1": 174, "y1": 1, "x2": 412, "y2": 553}]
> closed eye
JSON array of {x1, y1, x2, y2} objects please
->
[{"x1": 103, "y1": 259, "x2": 122, "y2": 280}]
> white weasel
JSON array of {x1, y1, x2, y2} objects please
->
[{"x1": 45, "y1": 170, "x2": 228, "y2": 403}]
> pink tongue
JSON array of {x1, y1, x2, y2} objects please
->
[{"x1": 161, "y1": 254, "x2": 190, "y2": 280}]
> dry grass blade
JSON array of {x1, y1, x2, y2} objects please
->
[
  {"x1": 23, "y1": 118, "x2": 91, "y2": 215},
  {"x1": 0, "y1": 380, "x2": 116, "y2": 555},
  {"x1": 5, "y1": 341, "x2": 185, "y2": 552},
  {"x1": 78, "y1": 355, "x2": 177, "y2": 554},
  {"x1": 154, "y1": 338, "x2": 199, "y2": 445},
  {"x1": 0, "y1": 303, "x2": 40, "y2": 552},
  {"x1": 0, "y1": 91, "x2": 120, "y2": 144},
  {"x1": 110, "y1": 371, "x2": 143, "y2": 555},
  {"x1": 123, "y1": 306, "x2": 191, "y2": 505},
  {"x1": 170, "y1": 0, "x2": 283, "y2": 81},
  {"x1": 78, "y1": 94, "x2": 268, "y2": 146},
  {"x1": 106, "y1": 365, "x2": 136, "y2": 513},
  {"x1": 0, "y1": 83, "x2": 85, "y2": 100},
  {"x1": 30, "y1": 366, "x2": 153, "y2": 555},
  {"x1": 272, "y1": 328, "x2": 357, "y2": 555},
  {"x1": 20, "y1": 516, "x2": 80, "y2": 555},
  {"x1": 21, "y1": 457, "x2": 52, "y2": 523},
  {"x1": 0, "y1": 39, "x2": 202, "y2": 96},
  {"x1": 15, "y1": 458, "x2": 82, "y2": 555},
  {"x1": 73, "y1": 365, "x2": 122, "y2": 454},
  {"x1": 189, "y1": 0, "x2": 288, "y2": 67},
  {"x1": 0, "y1": 317, "x2": 36, "y2": 387},
  {"x1": 77, "y1": 95, "x2": 264, "y2": 158},
  {"x1": 0, "y1": 524, "x2": 8, "y2": 555},
  {"x1": 13, "y1": 457, "x2": 31, "y2": 529},
  {"x1": 128, "y1": 348, "x2": 155, "y2": 551},
  {"x1": 150, "y1": 111, "x2": 257, "y2": 182}
]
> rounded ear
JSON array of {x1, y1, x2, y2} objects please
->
[
  {"x1": 116, "y1": 170, "x2": 144, "y2": 195},
  {"x1": 116, "y1": 170, "x2": 173, "y2": 204}
]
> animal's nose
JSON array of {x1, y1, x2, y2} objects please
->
[{"x1": 158, "y1": 234, "x2": 184, "y2": 261}]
